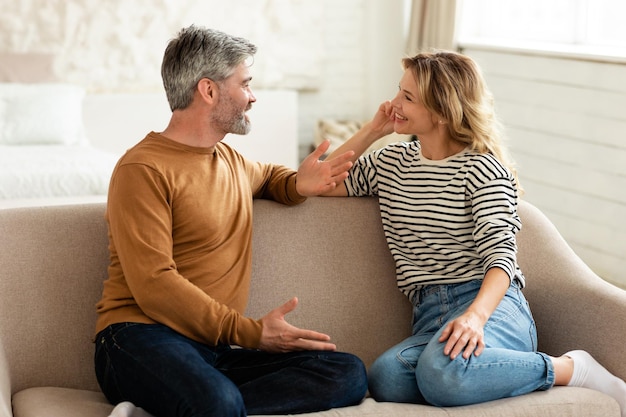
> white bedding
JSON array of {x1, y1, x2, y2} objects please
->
[
  {"x1": 0, "y1": 145, "x2": 118, "y2": 199},
  {"x1": 0, "y1": 83, "x2": 299, "y2": 205}
]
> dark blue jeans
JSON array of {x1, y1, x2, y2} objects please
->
[{"x1": 95, "y1": 323, "x2": 367, "y2": 417}]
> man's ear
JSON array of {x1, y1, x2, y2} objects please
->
[{"x1": 197, "y1": 78, "x2": 218, "y2": 103}]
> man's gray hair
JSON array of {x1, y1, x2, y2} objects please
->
[{"x1": 161, "y1": 25, "x2": 257, "y2": 111}]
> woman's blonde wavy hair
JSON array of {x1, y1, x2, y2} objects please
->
[{"x1": 402, "y1": 50, "x2": 521, "y2": 190}]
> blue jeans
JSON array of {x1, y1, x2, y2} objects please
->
[
  {"x1": 368, "y1": 279, "x2": 555, "y2": 406},
  {"x1": 95, "y1": 323, "x2": 367, "y2": 417}
]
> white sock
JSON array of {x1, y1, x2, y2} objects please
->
[
  {"x1": 108, "y1": 401, "x2": 155, "y2": 417},
  {"x1": 566, "y1": 350, "x2": 626, "y2": 417}
]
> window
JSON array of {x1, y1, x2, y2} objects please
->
[{"x1": 457, "y1": 0, "x2": 626, "y2": 58}]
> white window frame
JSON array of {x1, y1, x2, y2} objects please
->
[{"x1": 456, "y1": 0, "x2": 626, "y2": 63}]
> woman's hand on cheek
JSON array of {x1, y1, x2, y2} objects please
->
[{"x1": 369, "y1": 100, "x2": 396, "y2": 137}]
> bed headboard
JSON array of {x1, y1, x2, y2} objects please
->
[{"x1": 0, "y1": 53, "x2": 57, "y2": 83}]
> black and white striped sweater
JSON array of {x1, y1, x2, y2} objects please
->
[{"x1": 345, "y1": 140, "x2": 525, "y2": 302}]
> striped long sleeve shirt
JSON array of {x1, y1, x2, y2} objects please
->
[{"x1": 345, "y1": 141, "x2": 525, "y2": 302}]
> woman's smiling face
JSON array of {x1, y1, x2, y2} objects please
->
[{"x1": 390, "y1": 68, "x2": 438, "y2": 137}]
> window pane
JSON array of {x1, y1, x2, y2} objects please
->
[
  {"x1": 459, "y1": 0, "x2": 578, "y2": 43},
  {"x1": 458, "y1": 0, "x2": 626, "y2": 54},
  {"x1": 587, "y1": 0, "x2": 626, "y2": 47}
]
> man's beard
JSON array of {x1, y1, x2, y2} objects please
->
[{"x1": 212, "y1": 91, "x2": 251, "y2": 135}]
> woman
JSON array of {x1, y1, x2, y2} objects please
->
[{"x1": 323, "y1": 50, "x2": 626, "y2": 414}]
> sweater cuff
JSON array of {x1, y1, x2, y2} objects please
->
[
  {"x1": 287, "y1": 173, "x2": 307, "y2": 205},
  {"x1": 234, "y1": 317, "x2": 264, "y2": 349}
]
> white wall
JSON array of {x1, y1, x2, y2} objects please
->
[
  {"x1": 295, "y1": 0, "x2": 406, "y2": 158},
  {"x1": 83, "y1": 90, "x2": 300, "y2": 169},
  {"x1": 462, "y1": 44, "x2": 626, "y2": 289},
  {"x1": 0, "y1": 0, "x2": 406, "y2": 160}
]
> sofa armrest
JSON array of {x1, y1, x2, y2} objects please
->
[
  {"x1": 0, "y1": 204, "x2": 107, "y2": 399},
  {"x1": 517, "y1": 200, "x2": 626, "y2": 382},
  {"x1": 0, "y1": 342, "x2": 13, "y2": 417}
]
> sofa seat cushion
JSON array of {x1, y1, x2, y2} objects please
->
[
  {"x1": 12, "y1": 387, "x2": 112, "y2": 417},
  {"x1": 11, "y1": 386, "x2": 617, "y2": 417}
]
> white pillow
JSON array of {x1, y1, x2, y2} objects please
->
[{"x1": 0, "y1": 83, "x2": 87, "y2": 145}]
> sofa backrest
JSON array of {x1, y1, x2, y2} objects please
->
[
  {"x1": 1, "y1": 196, "x2": 624, "y2": 401},
  {"x1": 246, "y1": 197, "x2": 412, "y2": 367}
]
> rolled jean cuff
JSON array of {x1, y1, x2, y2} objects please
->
[{"x1": 537, "y1": 352, "x2": 556, "y2": 391}]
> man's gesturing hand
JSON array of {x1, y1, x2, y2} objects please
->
[
  {"x1": 295, "y1": 140, "x2": 354, "y2": 196},
  {"x1": 258, "y1": 297, "x2": 337, "y2": 353}
]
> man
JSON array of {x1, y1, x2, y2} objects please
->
[{"x1": 94, "y1": 25, "x2": 367, "y2": 417}]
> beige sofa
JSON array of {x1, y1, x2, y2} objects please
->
[{"x1": 0, "y1": 197, "x2": 624, "y2": 417}]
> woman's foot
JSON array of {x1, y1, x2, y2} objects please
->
[{"x1": 566, "y1": 350, "x2": 626, "y2": 417}]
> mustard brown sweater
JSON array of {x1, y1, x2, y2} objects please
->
[{"x1": 95, "y1": 132, "x2": 305, "y2": 348}]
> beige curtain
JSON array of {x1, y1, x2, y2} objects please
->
[{"x1": 406, "y1": 0, "x2": 458, "y2": 55}]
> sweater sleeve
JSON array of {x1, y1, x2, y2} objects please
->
[
  {"x1": 249, "y1": 161, "x2": 306, "y2": 205},
  {"x1": 104, "y1": 162, "x2": 263, "y2": 348},
  {"x1": 469, "y1": 167, "x2": 521, "y2": 283},
  {"x1": 345, "y1": 151, "x2": 381, "y2": 197}
]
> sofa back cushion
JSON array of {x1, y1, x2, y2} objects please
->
[
  {"x1": 0, "y1": 203, "x2": 109, "y2": 394},
  {"x1": 247, "y1": 197, "x2": 412, "y2": 367}
]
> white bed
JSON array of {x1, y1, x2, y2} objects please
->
[
  {"x1": 0, "y1": 82, "x2": 119, "y2": 201},
  {"x1": 0, "y1": 144, "x2": 117, "y2": 199}
]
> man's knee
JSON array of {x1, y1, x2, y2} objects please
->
[
  {"x1": 183, "y1": 382, "x2": 246, "y2": 417},
  {"x1": 319, "y1": 352, "x2": 368, "y2": 406}
]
